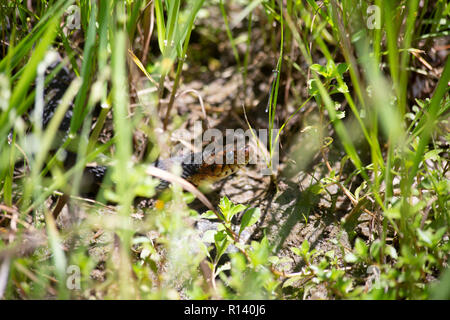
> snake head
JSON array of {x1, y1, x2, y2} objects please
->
[{"x1": 187, "y1": 143, "x2": 251, "y2": 186}]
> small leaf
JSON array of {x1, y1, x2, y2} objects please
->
[
  {"x1": 140, "y1": 248, "x2": 151, "y2": 260},
  {"x1": 337, "y1": 82, "x2": 349, "y2": 93},
  {"x1": 344, "y1": 252, "x2": 358, "y2": 263},
  {"x1": 385, "y1": 245, "x2": 398, "y2": 259},
  {"x1": 198, "y1": 241, "x2": 211, "y2": 260},
  {"x1": 215, "y1": 262, "x2": 231, "y2": 277},
  {"x1": 354, "y1": 238, "x2": 368, "y2": 258},
  {"x1": 435, "y1": 227, "x2": 447, "y2": 242},
  {"x1": 202, "y1": 229, "x2": 217, "y2": 243},
  {"x1": 282, "y1": 275, "x2": 303, "y2": 288},
  {"x1": 290, "y1": 247, "x2": 301, "y2": 256},
  {"x1": 214, "y1": 230, "x2": 230, "y2": 261},
  {"x1": 325, "y1": 59, "x2": 334, "y2": 77},
  {"x1": 370, "y1": 239, "x2": 382, "y2": 260},
  {"x1": 219, "y1": 196, "x2": 233, "y2": 221},
  {"x1": 219, "y1": 196, "x2": 231, "y2": 212},
  {"x1": 201, "y1": 210, "x2": 218, "y2": 220},
  {"x1": 384, "y1": 208, "x2": 401, "y2": 219},
  {"x1": 301, "y1": 239, "x2": 310, "y2": 255},
  {"x1": 230, "y1": 204, "x2": 248, "y2": 216},
  {"x1": 182, "y1": 192, "x2": 195, "y2": 204},
  {"x1": 417, "y1": 229, "x2": 433, "y2": 246},
  {"x1": 134, "y1": 181, "x2": 157, "y2": 198},
  {"x1": 325, "y1": 250, "x2": 335, "y2": 259},
  {"x1": 239, "y1": 207, "x2": 261, "y2": 235},
  {"x1": 310, "y1": 63, "x2": 327, "y2": 76},
  {"x1": 335, "y1": 110, "x2": 346, "y2": 120},
  {"x1": 309, "y1": 183, "x2": 324, "y2": 195},
  {"x1": 104, "y1": 189, "x2": 120, "y2": 203},
  {"x1": 424, "y1": 149, "x2": 443, "y2": 161},
  {"x1": 307, "y1": 79, "x2": 320, "y2": 96},
  {"x1": 336, "y1": 63, "x2": 349, "y2": 76},
  {"x1": 354, "y1": 181, "x2": 367, "y2": 202}
]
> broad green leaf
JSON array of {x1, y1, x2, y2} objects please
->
[
  {"x1": 239, "y1": 207, "x2": 261, "y2": 235},
  {"x1": 301, "y1": 239, "x2": 310, "y2": 255},
  {"x1": 214, "y1": 230, "x2": 230, "y2": 261},
  {"x1": 354, "y1": 238, "x2": 368, "y2": 259},
  {"x1": 310, "y1": 63, "x2": 327, "y2": 76},
  {"x1": 385, "y1": 245, "x2": 398, "y2": 260}
]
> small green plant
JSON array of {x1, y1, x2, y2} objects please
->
[{"x1": 199, "y1": 196, "x2": 279, "y2": 298}]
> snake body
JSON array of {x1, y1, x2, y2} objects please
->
[
  {"x1": 40, "y1": 58, "x2": 249, "y2": 195},
  {"x1": 79, "y1": 144, "x2": 250, "y2": 196}
]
